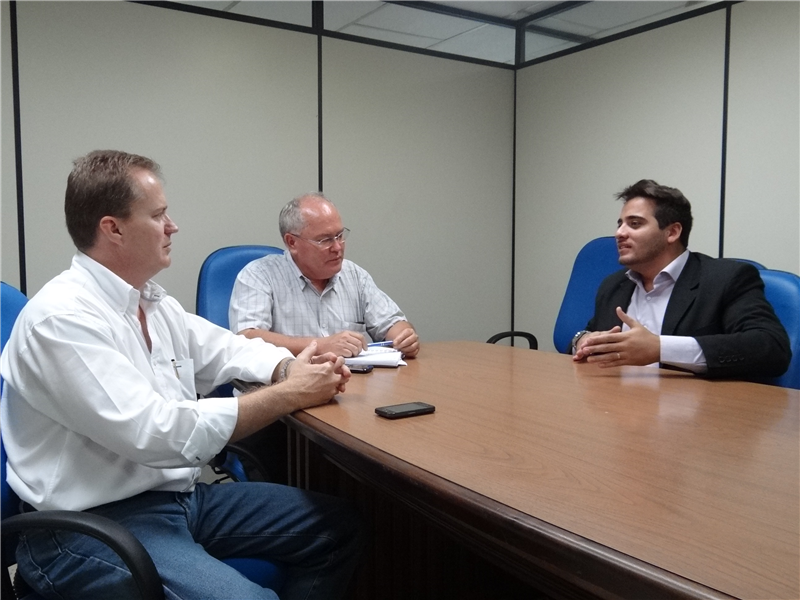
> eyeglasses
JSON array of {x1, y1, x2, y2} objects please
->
[{"x1": 289, "y1": 227, "x2": 350, "y2": 250}]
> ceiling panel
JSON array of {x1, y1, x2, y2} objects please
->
[
  {"x1": 538, "y1": 1, "x2": 690, "y2": 33},
  {"x1": 355, "y1": 3, "x2": 481, "y2": 39},
  {"x1": 228, "y1": 0, "x2": 311, "y2": 26},
  {"x1": 339, "y1": 23, "x2": 442, "y2": 48},
  {"x1": 525, "y1": 31, "x2": 579, "y2": 61},
  {"x1": 427, "y1": 1, "x2": 549, "y2": 19},
  {"x1": 175, "y1": 1, "x2": 724, "y2": 65},
  {"x1": 432, "y1": 23, "x2": 516, "y2": 63},
  {"x1": 176, "y1": 1, "x2": 230, "y2": 11},
  {"x1": 324, "y1": 1, "x2": 384, "y2": 31}
]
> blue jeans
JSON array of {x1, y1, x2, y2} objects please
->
[{"x1": 16, "y1": 482, "x2": 365, "y2": 600}]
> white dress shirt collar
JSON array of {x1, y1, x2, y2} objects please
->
[
  {"x1": 625, "y1": 248, "x2": 691, "y2": 290},
  {"x1": 72, "y1": 251, "x2": 167, "y2": 315}
]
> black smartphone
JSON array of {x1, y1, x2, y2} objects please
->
[
  {"x1": 349, "y1": 364, "x2": 374, "y2": 373},
  {"x1": 375, "y1": 402, "x2": 435, "y2": 420}
]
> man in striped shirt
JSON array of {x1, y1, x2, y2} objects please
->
[{"x1": 230, "y1": 192, "x2": 420, "y2": 359}]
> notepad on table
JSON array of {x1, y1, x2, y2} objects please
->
[{"x1": 345, "y1": 346, "x2": 406, "y2": 368}]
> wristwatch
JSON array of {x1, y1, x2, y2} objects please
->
[
  {"x1": 277, "y1": 358, "x2": 295, "y2": 383},
  {"x1": 570, "y1": 330, "x2": 590, "y2": 355}
]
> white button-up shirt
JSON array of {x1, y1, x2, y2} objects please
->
[
  {"x1": 1, "y1": 253, "x2": 291, "y2": 511},
  {"x1": 625, "y1": 250, "x2": 707, "y2": 372}
]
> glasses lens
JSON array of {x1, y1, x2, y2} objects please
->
[{"x1": 305, "y1": 228, "x2": 349, "y2": 249}]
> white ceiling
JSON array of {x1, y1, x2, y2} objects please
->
[{"x1": 177, "y1": 1, "x2": 719, "y2": 64}]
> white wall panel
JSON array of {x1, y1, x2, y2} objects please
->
[
  {"x1": 13, "y1": 1, "x2": 317, "y2": 309},
  {"x1": 515, "y1": 12, "x2": 726, "y2": 351},
  {"x1": 322, "y1": 38, "x2": 514, "y2": 343},
  {"x1": 1, "y1": 1, "x2": 19, "y2": 288},
  {"x1": 725, "y1": 1, "x2": 799, "y2": 273}
]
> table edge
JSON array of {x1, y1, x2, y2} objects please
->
[{"x1": 284, "y1": 411, "x2": 737, "y2": 600}]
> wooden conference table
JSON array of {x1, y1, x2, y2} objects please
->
[{"x1": 283, "y1": 341, "x2": 799, "y2": 600}]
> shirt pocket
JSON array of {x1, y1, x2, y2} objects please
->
[{"x1": 165, "y1": 358, "x2": 198, "y2": 400}]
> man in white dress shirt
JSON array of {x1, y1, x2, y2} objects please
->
[
  {"x1": 0, "y1": 150, "x2": 363, "y2": 599},
  {"x1": 230, "y1": 192, "x2": 420, "y2": 359}
]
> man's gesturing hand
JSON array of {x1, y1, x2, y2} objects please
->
[{"x1": 573, "y1": 307, "x2": 660, "y2": 367}]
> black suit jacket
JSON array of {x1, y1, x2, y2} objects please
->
[{"x1": 587, "y1": 252, "x2": 791, "y2": 379}]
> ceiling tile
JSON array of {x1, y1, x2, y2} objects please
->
[
  {"x1": 551, "y1": 1, "x2": 689, "y2": 32},
  {"x1": 324, "y1": 1, "x2": 384, "y2": 31},
  {"x1": 533, "y1": 14, "x2": 601, "y2": 37},
  {"x1": 168, "y1": 0, "x2": 725, "y2": 66},
  {"x1": 524, "y1": 31, "x2": 579, "y2": 61},
  {"x1": 228, "y1": 1, "x2": 311, "y2": 26},
  {"x1": 356, "y1": 3, "x2": 480, "y2": 40},
  {"x1": 431, "y1": 23, "x2": 516, "y2": 63},
  {"x1": 173, "y1": 1, "x2": 231, "y2": 11},
  {"x1": 428, "y1": 1, "x2": 546, "y2": 20},
  {"x1": 339, "y1": 23, "x2": 442, "y2": 48}
]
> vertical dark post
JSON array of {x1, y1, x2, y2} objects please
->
[
  {"x1": 313, "y1": 1, "x2": 324, "y2": 192},
  {"x1": 510, "y1": 70, "x2": 518, "y2": 342},
  {"x1": 10, "y1": 1, "x2": 27, "y2": 293},
  {"x1": 719, "y1": 5, "x2": 732, "y2": 258}
]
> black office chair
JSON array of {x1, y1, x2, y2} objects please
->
[{"x1": 486, "y1": 331, "x2": 538, "y2": 349}]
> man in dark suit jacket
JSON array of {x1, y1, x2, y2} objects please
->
[{"x1": 572, "y1": 179, "x2": 790, "y2": 379}]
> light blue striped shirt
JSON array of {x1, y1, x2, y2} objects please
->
[{"x1": 229, "y1": 251, "x2": 406, "y2": 343}]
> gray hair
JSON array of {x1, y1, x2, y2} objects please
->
[{"x1": 278, "y1": 192, "x2": 334, "y2": 237}]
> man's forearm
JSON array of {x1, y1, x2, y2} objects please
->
[
  {"x1": 230, "y1": 382, "x2": 298, "y2": 442},
  {"x1": 239, "y1": 328, "x2": 310, "y2": 356},
  {"x1": 386, "y1": 320, "x2": 413, "y2": 340}
]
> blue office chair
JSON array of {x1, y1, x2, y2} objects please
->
[
  {"x1": 196, "y1": 245, "x2": 285, "y2": 590},
  {"x1": 553, "y1": 236, "x2": 623, "y2": 353},
  {"x1": 195, "y1": 246, "x2": 290, "y2": 583},
  {"x1": 196, "y1": 244, "x2": 284, "y2": 330},
  {"x1": 759, "y1": 269, "x2": 800, "y2": 390},
  {"x1": 1, "y1": 282, "x2": 285, "y2": 597},
  {"x1": 195, "y1": 245, "x2": 288, "y2": 486},
  {"x1": 731, "y1": 258, "x2": 766, "y2": 269}
]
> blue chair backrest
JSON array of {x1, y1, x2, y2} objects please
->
[
  {"x1": 196, "y1": 245, "x2": 283, "y2": 330},
  {"x1": 553, "y1": 237, "x2": 623, "y2": 353},
  {"x1": 2, "y1": 282, "x2": 29, "y2": 522},
  {"x1": 732, "y1": 258, "x2": 766, "y2": 270},
  {"x1": 759, "y1": 269, "x2": 800, "y2": 390}
]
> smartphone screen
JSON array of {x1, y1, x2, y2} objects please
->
[{"x1": 375, "y1": 402, "x2": 435, "y2": 419}]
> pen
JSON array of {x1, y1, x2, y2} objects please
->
[
  {"x1": 368, "y1": 341, "x2": 394, "y2": 348},
  {"x1": 171, "y1": 359, "x2": 181, "y2": 379}
]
